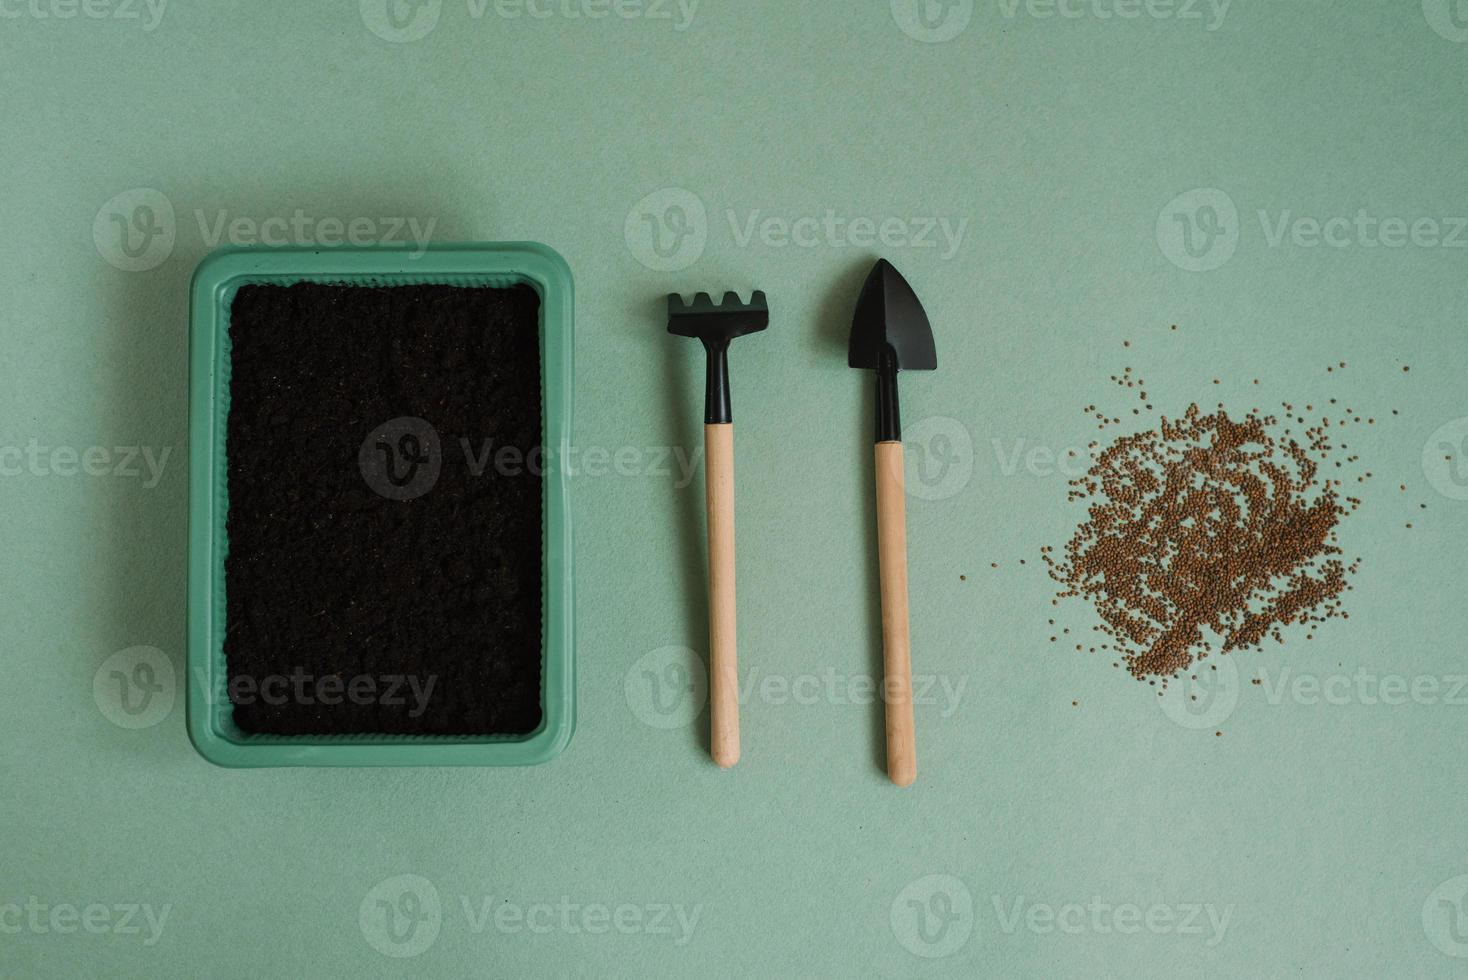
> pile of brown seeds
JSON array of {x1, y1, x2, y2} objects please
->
[{"x1": 1045, "y1": 392, "x2": 1366, "y2": 683}]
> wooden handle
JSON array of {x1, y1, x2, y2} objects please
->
[
  {"x1": 705, "y1": 423, "x2": 739, "y2": 768},
  {"x1": 874, "y1": 441, "x2": 916, "y2": 787}
]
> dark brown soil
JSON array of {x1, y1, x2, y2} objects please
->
[{"x1": 223, "y1": 282, "x2": 544, "y2": 735}]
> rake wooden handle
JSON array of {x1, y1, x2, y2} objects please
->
[
  {"x1": 705, "y1": 422, "x2": 740, "y2": 768},
  {"x1": 875, "y1": 440, "x2": 916, "y2": 787}
]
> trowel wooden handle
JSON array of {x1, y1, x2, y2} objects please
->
[
  {"x1": 874, "y1": 440, "x2": 916, "y2": 787},
  {"x1": 705, "y1": 422, "x2": 740, "y2": 768}
]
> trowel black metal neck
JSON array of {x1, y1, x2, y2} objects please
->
[
  {"x1": 874, "y1": 346, "x2": 901, "y2": 443},
  {"x1": 703, "y1": 337, "x2": 733, "y2": 424}
]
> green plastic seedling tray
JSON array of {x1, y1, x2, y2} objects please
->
[{"x1": 187, "y1": 244, "x2": 574, "y2": 767}]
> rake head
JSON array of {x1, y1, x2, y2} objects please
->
[
  {"x1": 666, "y1": 290, "x2": 769, "y2": 425},
  {"x1": 667, "y1": 291, "x2": 769, "y2": 343}
]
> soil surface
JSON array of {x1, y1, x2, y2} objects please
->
[{"x1": 224, "y1": 282, "x2": 544, "y2": 735}]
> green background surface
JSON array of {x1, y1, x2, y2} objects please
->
[{"x1": 3, "y1": 1, "x2": 1468, "y2": 976}]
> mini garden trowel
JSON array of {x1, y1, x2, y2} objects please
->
[
  {"x1": 848, "y1": 259, "x2": 936, "y2": 788},
  {"x1": 668, "y1": 290, "x2": 769, "y2": 769}
]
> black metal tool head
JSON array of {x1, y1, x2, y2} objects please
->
[
  {"x1": 847, "y1": 259, "x2": 937, "y2": 372},
  {"x1": 667, "y1": 290, "x2": 769, "y2": 343},
  {"x1": 667, "y1": 290, "x2": 769, "y2": 425}
]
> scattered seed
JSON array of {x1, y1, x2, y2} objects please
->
[{"x1": 1046, "y1": 403, "x2": 1358, "y2": 681}]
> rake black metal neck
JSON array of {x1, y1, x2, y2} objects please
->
[
  {"x1": 875, "y1": 346, "x2": 901, "y2": 442},
  {"x1": 702, "y1": 337, "x2": 733, "y2": 425}
]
